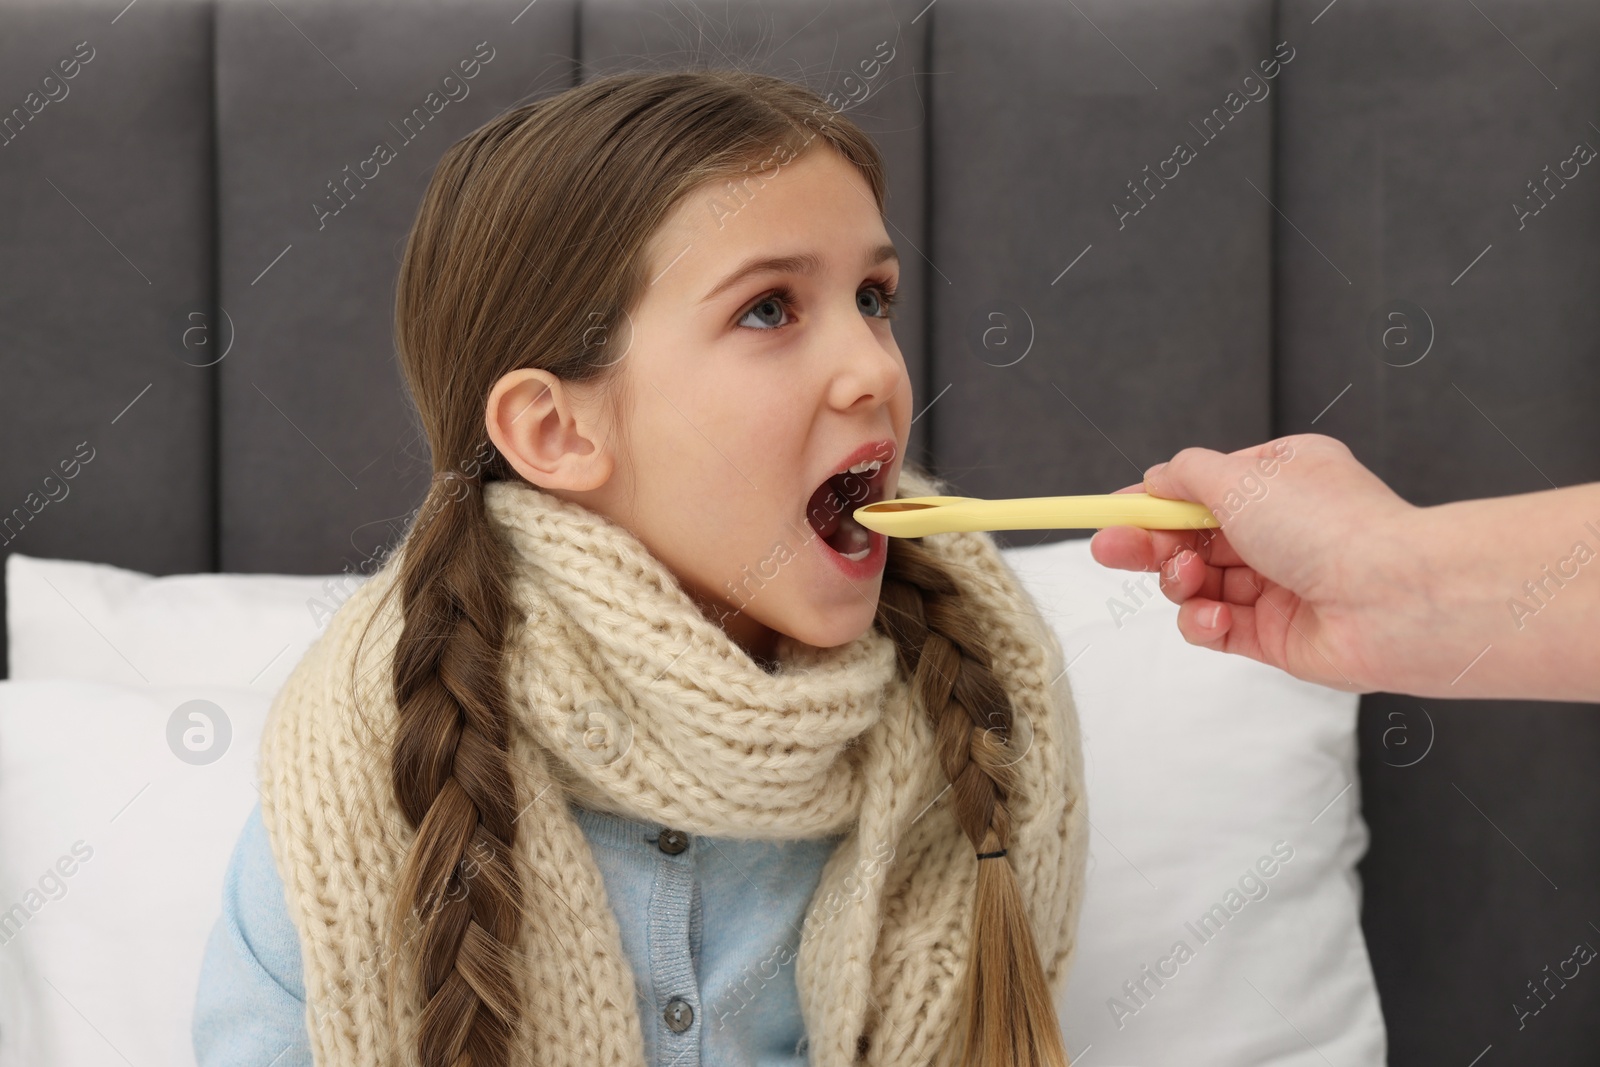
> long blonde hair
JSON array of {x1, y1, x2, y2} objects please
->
[{"x1": 356, "y1": 67, "x2": 1072, "y2": 1067}]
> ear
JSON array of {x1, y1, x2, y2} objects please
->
[{"x1": 484, "y1": 368, "x2": 615, "y2": 491}]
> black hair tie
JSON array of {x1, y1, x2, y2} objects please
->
[{"x1": 975, "y1": 848, "x2": 1008, "y2": 861}]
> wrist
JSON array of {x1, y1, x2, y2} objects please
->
[
  {"x1": 1378, "y1": 488, "x2": 1597, "y2": 700},
  {"x1": 1425, "y1": 484, "x2": 1600, "y2": 701},
  {"x1": 1340, "y1": 498, "x2": 1464, "y2": 695}
]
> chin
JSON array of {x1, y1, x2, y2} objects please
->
[{"x1": 781, "y1": 598, "x2": 880, "y2": 650}]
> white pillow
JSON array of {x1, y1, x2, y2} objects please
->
[
  {"x1": 0, "y1": 679, "x2": 270, "y2": 1067},
  {"x1": 5, "y1": 552, "x2": 366, "y2": 691},
  {"x1": 999, "y1": 536, "x2": 1386, "y2": 1065},
  {"x1": 1, "y1": 546, "x2": 1384, "y2": 1066}
]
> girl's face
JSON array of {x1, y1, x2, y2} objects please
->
[{"x1": 488, "y1": 146, "x2": 913, "y2": 667}]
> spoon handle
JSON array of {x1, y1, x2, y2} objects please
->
[{"x1": 853, "y1": 493, "x2": 1219, "y2": 537}]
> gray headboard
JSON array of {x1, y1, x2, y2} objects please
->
[{"x1": 5, "y1": 0, "x2": 1599, "y2": 1061}]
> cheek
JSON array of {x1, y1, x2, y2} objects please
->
[
  {"x1": 724, "y1": 383, "x2": 810, "y2": 460},
  {"x1": 895, "y1": 360, "x2": 913, "y2": 403},
  {"x1": 888, "y1": 361, "x2": 915, "y2": 425}
]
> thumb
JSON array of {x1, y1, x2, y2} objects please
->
[{"x1": 1141, "y1": 446, "x2": 1236, "y2": 514}]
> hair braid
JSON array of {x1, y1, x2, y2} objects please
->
[
  {"x1": 382, "y1": 476, "x2": 527, "y2": 1067},
  {"x1": 875, "y1": 535, "x2": 1072, "y2": 1067}
]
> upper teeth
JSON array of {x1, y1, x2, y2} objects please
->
[{"x1": 843, "y1": 459, "x2": 883, "y2": 476}]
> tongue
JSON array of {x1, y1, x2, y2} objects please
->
[
  {"x1": 828, "y1": 513, "x2": 873, "y2": 556},
  {"x1": 806, "y1": 476, "x2": 873, "y2": 555}
]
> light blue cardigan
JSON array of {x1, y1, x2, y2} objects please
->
[{"x1": 193, "y1": 799, "x2": 843, "y2": 1066}]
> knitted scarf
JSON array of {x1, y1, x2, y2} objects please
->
[{"x1": 257, "y1": 465, "x2": 1088, "y2": 1067}]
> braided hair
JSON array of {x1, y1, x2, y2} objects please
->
[{"x1": 874, "y1": 533, "x2": 1073, "y2": 1067}]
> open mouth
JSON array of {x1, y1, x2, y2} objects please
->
[{"x1": 805, "y1": 442, "x2": 895, "y2": 562}]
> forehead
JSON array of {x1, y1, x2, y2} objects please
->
[{"x1": 642, "y1": 147, "x2": 889, "y2": 293}]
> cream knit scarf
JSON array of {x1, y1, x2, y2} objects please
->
[{"x1": 258, "y1": 466, "x2": 1087, "y2": 1067}]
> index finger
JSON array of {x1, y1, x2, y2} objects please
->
[
  {"x1": 1114, "y1": 473, "x2": 1252, "y2": 567},
  {"x1": 1097, "y1": 481, "x2": 1207, "y2": 568},
  {"x1": 1097, "y1": 501, "x2": 1248, "y2": 573}
]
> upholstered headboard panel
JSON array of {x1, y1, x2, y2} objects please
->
[{"x1": 5, "y1": 0, "x2": 1599, "y2": 1060}]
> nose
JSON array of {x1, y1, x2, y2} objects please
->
[{"x1": 826, "y1": 304, "x2": 905, "y2": 413}]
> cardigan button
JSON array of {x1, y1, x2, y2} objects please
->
[
  {"x1": 657, "y1": 828, "x2": 689, "y2": 855},
  {"x1": 664, "y1": 997, "x2": 695, "y2": 1032}
]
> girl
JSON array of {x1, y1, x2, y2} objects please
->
[{"x1": 194, "y1": 68, "x2": 1088, "y2": 1067}]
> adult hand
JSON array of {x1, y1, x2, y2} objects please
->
[{"x1": 1088, "y1": 433, "x2": 1425, "y2": 693}]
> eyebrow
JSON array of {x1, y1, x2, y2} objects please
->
[{"x1": 698, "y1": 243, "x2": 900, "y2": 305}]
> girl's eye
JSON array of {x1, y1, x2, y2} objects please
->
[
  {"x1": 735, "y1": 280, "x2": 900, "y2": 332},
  {"x1": 738, "y1": 290, "x2": 791, "y2": 331},
  {"x1": 858, "y1": 281, "x2": 899, "y2": 320}
]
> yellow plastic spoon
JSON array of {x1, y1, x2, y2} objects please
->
[{"x1": 852, "y1": 493, "x2": 1219, "y2": 538}]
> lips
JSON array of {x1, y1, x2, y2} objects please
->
[{"x1": 805, "y1": 439, "x2": 896, "y2": 550}]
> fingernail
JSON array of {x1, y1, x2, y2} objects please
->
[
  {"x1": 1144, "y1": 461, "x2": 1167, "y2": 480},
  {"x1": 1202, "y1": 604, "x2": 1222, "y2": 628}
]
